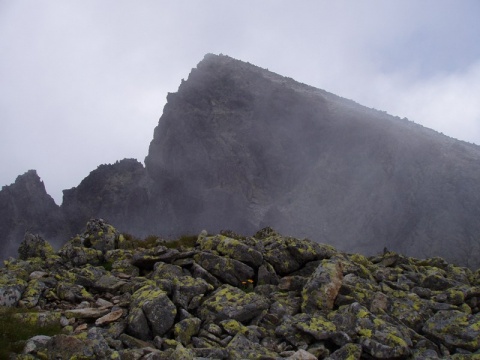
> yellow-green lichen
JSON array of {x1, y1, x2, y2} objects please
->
[
  {"x1": 358, "y1": 328, "x2": 373, "y2": 337},
  {"x1": 221, "y1": 319, "x2": 249, "y2": 335},
  {"x1": 386, "y1": 333, "x2": 408, "y2": 347}
]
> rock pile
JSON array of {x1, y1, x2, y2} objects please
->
[{"x1": 1, "y1": 219, "x2": 480, "y2": 359}]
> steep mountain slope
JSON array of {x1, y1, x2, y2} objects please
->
[
  {"x1": 61, "y1": 159, "x2": 148, "y2": 235},
  {"x1": 144, "y1": 54, "x2": 480, "y2": 266},
  {"x1": 1, "y1": 54, "x2": 480, "y2": 267}
]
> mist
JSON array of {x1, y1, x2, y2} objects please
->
[{"x1": 1, "y1": 1, "x2": 480, "y2": 203}]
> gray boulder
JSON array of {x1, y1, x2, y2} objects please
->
[
  {"x1": 197, "y1": 284, "x2": 269, "y2": 323},
  {"x1": 127, "y1": 284, "x2": 177, "y2": 340}
]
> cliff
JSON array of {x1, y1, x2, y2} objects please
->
[
  {"x1": 1, "y1": 220, "x2": 479, "y2": 358},
  {"x1": 143, "y1": 54, "x2": 480, "y2": 267}
]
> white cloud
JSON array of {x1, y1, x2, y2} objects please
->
[
  {"x1": 359, "y1": 62, "x2": 480, "y2": 144},
  {"x1": 1, "y1": 1, "x2": 480, "y2": 203}
]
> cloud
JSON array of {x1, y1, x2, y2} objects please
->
[
  {"x1": 360, "y1": 62, "x2": 480, "y2": 144},
  {"x1": 1, "y1": 1, "x2": 480, "y2": 203}
]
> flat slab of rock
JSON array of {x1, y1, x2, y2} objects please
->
[
  {"x1": 65, "y1": 307, "x2": 110, "y2": 319},
  {"x1": 95, "y1": 309, "x2": 124, "y2": 326}
]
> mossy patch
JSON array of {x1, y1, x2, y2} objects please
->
[{"x1": 0, "y1": 307, "x2": 62, "y2": 357}]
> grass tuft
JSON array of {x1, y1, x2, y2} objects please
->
[
  {"x1": 164, "y1": 235, "x2": 198, "y2": 249},
  {"x1": 0, "y1": 307, "x2": 62, "y2": 357}
]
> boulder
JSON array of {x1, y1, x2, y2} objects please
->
[
  {"x1": 302, "y1": 259, "x2": 343, "y2": 312},
  {"x1": 173, "y1": 317, "x2": 201, "y2": 345},
  {"x1": 197, "y1": 284, "x2": 269, "y2": 323},
  {"x1": 194, "y1": 251, "x2": 255, "y2": 287},
  {"x1": 331, "y1": 303, "x2": 412, "y2": 359},
  {"x1": 199, "y1": 234, "x2": 263, "y2": 267},
  {"x1": 132, "y1": 246, "x2": 180, "y2": 270},
  {"x1": 0, "y1": 281, "x2": 26, "y2": 307},
  {"x1": 58, "y1": 240, "x2": 103, "y2": 267},
  {"x1": 226, "y1": 332, "x2": 279, "y2": 359},
  {"x1": 127, "y1": 284, "x2": 177, "y2": 340},
  {"x1": 327, "y1": 343, "x2": 363, "y2": 360},
  {"x1": 423, "y1": 310, "x2": 480, "y2": 351},
  {"x1": 172, "y1": 275, "x2": 213, "y2": 309},
  {"x1": 82, "y1": 218, "x2": 120, "y2": 253},
  {"x1": 18, "y1": 233, "x2": 55, "y2": 261},
  {"x1": 18, "y1": 278, "x2": 46, "y2": 308}
]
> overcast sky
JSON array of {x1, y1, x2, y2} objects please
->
[{"x1": 1, "y1": 1, "x2": 480, "y2": 204}]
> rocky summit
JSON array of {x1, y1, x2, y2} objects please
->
[
  {"x1": 2, "y1": 53, "x2": 480, "y2": 267},
  {"x1": 1, "y1": 219, "x2": 480, "y2": 359}
]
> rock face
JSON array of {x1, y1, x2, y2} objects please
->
[
  {"x1": 1, "y1": 221, "x2": 480, "y2": 359},
  {"x1": 0, "y1": 170, "x2": 68, "y2": 259},
  {"x1": 2, "y1": 54, "x2": 480, "y2": 268},
  {"x1": 143, "y1": 54, "x2": 480, "y2": 267},
  {"x1": 61, "y1": 159, "x2": 148, "y2": 236}
]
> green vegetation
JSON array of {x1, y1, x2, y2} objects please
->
[
  {"x1": 120, "y1": 233, "x2": 159, "y2": 249},
  {"x1": 164, "y1": 235, "x2": 198, "y2": 249},
  {"x1": 0, "y1": 307, "x2": 62, "y2": 357},
  {"x1": 101, "y1": 260, "x2": 114, "y2": 271},
  {"x1": 120, "y1": 233, "x2": 199, "y2": 250}
]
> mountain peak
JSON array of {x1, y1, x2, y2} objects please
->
[{"x1": 2, "y1": 55, "x2": 480, "y2": 268}]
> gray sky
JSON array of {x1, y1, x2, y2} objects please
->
[{"x1": 1, "y1": 1, "x2": 480, "y2": 204}]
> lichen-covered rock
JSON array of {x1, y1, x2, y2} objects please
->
[
  {"x1": 275, "y1": 315, "x2": 314, "y2": 348},
  {"x1": 262, "y1": 236, "x2": 302, "y2": 275},
  {"x1": 173, "y1": 317, "x2": 201, "y2": 345},
  {"x1": 58, "y1": 240, "x2": 104, "y2": 266},
  {"x1": 45, "y1": 334, "x2": 90, "y2": 359},
  {"x1": 132, "y1": 246, "x2": 179, "y2": 270},
  {"x1": 336, "y1": 273, "x2": 379, "y2": 307},
  {"x1": 3, "y1": 222, "x2": 480, "y2": 358},
  {"x1": 387, "y1": 291, "x2": 433, "y2": 332},
  {"x1": 286, "y1": 349, "x2": 321, "y2": 360},
  {"x1": 422, "y1": 270, "x2": 458, "y2": 291},
  {"x1": 294, "y1": 313, "x2": 337, "y2": 340},
  {"x1": 43, "y1": 328, "x2": 112, "y2": 359},
  {"x1": 226, "y1": 332, "x2": 279, "y2": 359},
  {"x1": 172, "y1": 275, "x2": 213, "y2": 309},
  {"x1": 83, "y1": 218, "x2": 120, "y2": 253},
  {"x1": 150, "y1": 262, "x2": 184, "y2": 281},
  {"x1": 422, "y1": 310, "x2": 480, "y2": 351},
  {"x1": 331, "y1": 302, "x2": 412, "y2": 359},
  {"x1": 327, "y1": 343, "x2": 363, "y2": 360},
  {"x1": 18, "y1": 233, "x2": 55, "y2": 261},
  {"x1": 18, "y1": 278, "x2": 46, "y2": 308},
  {"x1": 199, "y1": 234, "x2": 264, "y2": 267},
  {"x1": 93, "y1": 274, "x2": 126, "y2": 293},
  {"x1": 127, "y1": 284, "x2": 177, "y2": 340},
  {"x1": 194, "y1": 251, "x2": 255, "y2": 287},
  {"x1": 23, "y1": 335, "x2": 52, "y2": 356},
  {"x1": 257, "y1": 262, "x2": 280, "y2": 286},
  {"x1": 191, "y1": 262, "x2": 222, "y2": 288},
  {"x1": 56, "y1": 282, "x2": 93, "y2": 303},
  {"x1": 302, "y1": 259, "x2": 343, "y2": 312},
  {"x1": 0, "y1": 279, "x2": 26, "y2": 307},
  {"x1": 197, "y1": 284, "x2": 269, "y2": 323}
]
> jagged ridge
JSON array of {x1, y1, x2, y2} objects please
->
[{"x1": 1, "y1": 219, "x2": 479, "y2": 358}]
